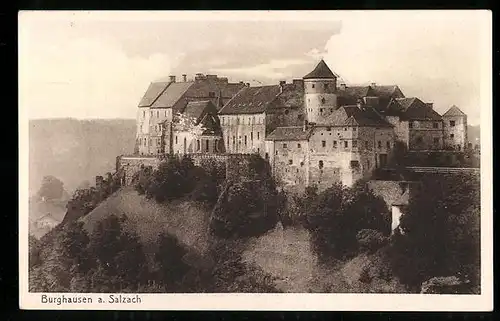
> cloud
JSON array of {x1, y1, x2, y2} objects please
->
[
  {"x1": 210, "y1": 59, "x2": 313, "y2": 83},
  {"x1": 19, "y1": 32, "x2": 179, "y2": 119},
  {"x1": 323, "y1": 16, "x2": 483, "y2": 124}
]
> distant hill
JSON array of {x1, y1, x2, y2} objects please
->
[
  {"x1": 29, "y1": 118, "x2": 136, "y2": 196},
  {"x1": 467, "y1": 125, "x2": 480, "y2": 145}
]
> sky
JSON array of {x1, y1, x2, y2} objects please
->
[{"x1": 19, "y1": 11, "x2": 490, "y2": 125}]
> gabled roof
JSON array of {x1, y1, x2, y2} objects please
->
[
  {"x1": 442, "y1": 105, "x2": 466, "y2": 117},
  {"x1": 395, "y1": 97, "x2": 443, "y2": 121},
  {"x1": 266, "y1": 126, "x2": 313, "y2": 141},
  {"x1": 322, "y1": 106, "x2": 393, "y2": 127},
  {"x1": 151, "y1": 82, "x2": 194, "y2": 109},
  {"x1": 218, "y1": 85, "x2": 281, "y2": 115},
  {"x1": 182, "y1": 100, "x2": 216, "y2": 123},
  {"x1": 303, "y1": 59, "x2": 338, "y2": 79},
  {"x1": 138, "y1": 82, "x2": 171, "y2": 107}
]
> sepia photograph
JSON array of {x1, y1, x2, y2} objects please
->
[{"x1": 18, "y1": 10, "x2": 492, "y2": 311}]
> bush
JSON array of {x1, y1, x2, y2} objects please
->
[
  {"x1": 389, "y1": 172, "x2": 481, "y2": 291},
  {"x1": 305, "y1": 183, "x2": 390, "y2": 261},
  {"x1": 357, "y1": 229, "x2": 388, "y2": 254}
]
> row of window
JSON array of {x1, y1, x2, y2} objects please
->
[
  {"x1": 409, "y1": 121, "x2": 442, "y2": 129},
  {"x1": 143, "y1": 110, "x2": 169, "y2": 118},
  {"x1": 221, "y1": 116, "x2": 264, "y2": 126},
  {"x1": 226, "y1": 132, "x2": 261, "y2": 147},
  {"x1": 280, "y1": 140, "x2": 391, "y2": 150},
  {"x1": 310, "y1": 83, "x2": 330, "y2": 90}
]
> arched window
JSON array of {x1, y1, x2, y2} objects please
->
[{"x1": 319, "y1": 160, "x2": 324, "y2": 169}]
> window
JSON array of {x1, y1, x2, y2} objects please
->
[
  {"x1": 433, "y1": 122, "x2": 439, "y2": 129},
  {"x1": 409, "y1": 122, "x2": 413, "y2": 129},
  {"x1": 237, "y1": 118, "x2": 240, "y2": 125},
  {"x1": 257, "y1": 132, "x2": 260, "y2": 140},
  {"x1": 352, "y1": 140, "x2": 358, "y2": 148},
  {"x1": 175, "y1": 136, "x2": 178, "y2": 144},
  {"x1": 214, "y1": 140, "x2": 218, "y2": 152},
  {"x1": 297, "y1": 143, "x2": 301, "y2": 148},
  {"x1": 386, "y1": 141, "x2": 391, "y2": 149},
  {"x1": 205, "y1": 140, "x2": 209, "y2": 151},
  {"x1": 350, "y1": 160, "x2": 360, "y2": 168},
  {"x1": 344, "y1": 141, "x2": 348, "y2": 148},
  {"x1": 322, "y1": 140, "x2": 326, "y2": 147},
  {"x1": 283, "y1": 143, "x2": 288, "y2": 148},
  {"x1": 321, "y1": 97, "x2": 325, "y2": 104},
  {"x1": 251, "y1": 132, "x2": 253, "y2": 141},
  {"x1": 285, "y1": 109, "x2": 290, "y2": 115},
  {"x1": 344, "y1": 127, "x2": 347, "y2": 131},
  {"x1": 333, "y1": 140, "x2": 338, "y2": 148},
  {"x1": 312, "y1": 84, "x2": 315, "y2": 89},
  {"x1": 353, "y1": 127, "x2": 357, "y2": 131},
  {"x1": 330, "y1": 108, "x2": 333, "y2": 112},
  {"x1": 434, "y1": 138, "x2": 439, "y2": 144},
  {"x1": 244, "y1": 135, "x2": 247, "y2": 146},
  {"x1": 209, "y1": 91, "x2": 216, "y2": 98},
  {"x1": 232, "y1": 136, "x2": 235, "y2": 145},
  {"x1": 157, "y1": 111, "x2": 159, "y2": 118},
  {"x1": 319, "y1": 160, "x2": 324, "y2": 169},
  {"x1": 324, "y1": 83, "x2": 328, "y2": 90},
  {"x1": 275, "y1": 150, "x2": 278, "y2": 155},
  {"x1": 143, "y1": 110, "x2": 145, "y2": 117},
  {"x1": 450, "y1": 134, "x2": 455, "y2": 139},
  {"x1": 252, "y1": 116, "x2": 255, "y2": 124},
  {"x1": 450, "y1": 120, "x2": 456, "y2": 127},
  {"x1": 300, "y1": 161, "x2": 304, "y2": 167},
  {"x1": 288, "y1": 160, "x2": 293, "y2": 165},
  {"x1": 320, "y1": 108, "x2": 324, "y2": 113},
  {"x1": 378, "y1": 141, "x2": 382, "y2": 148},
  {"x1": 197, "y1": 140, "x2": 200, "y2": 151}
]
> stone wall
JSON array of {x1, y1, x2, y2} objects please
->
[
  {"x1": 220, "y1": 113, "x2": 266, "y2": 157},
  {"x1": 408, "y1": 120, "x2": 444, "y2": 150}
]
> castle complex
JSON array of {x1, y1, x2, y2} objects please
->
[{"x1": 133, "y1": 60, "x2": 468, "y2": 192}]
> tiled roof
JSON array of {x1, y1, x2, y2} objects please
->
[
  {"x1": 442, "y1": 105, "x2": 466, "y2": 117},
  {"x1": 218, "y1": 85, "x2": 281, "y2": 115},
  {"x1": 322, "y1": 106, "x2": 393, "y2": 127},
  {"x1": 396, "y1": 97, "x2": 443, "y2": 121},
  {"x1": 303, "y1": 59, "x2": 338, "y2": 79},
  {"x1": 182, "y1": 100, "x2": 215, "y2": 123},
  {"x1": 151, "y1": 82, "x2": 194, "y2": 109},
  {"x1": 272, "y1": 83, "x2": 304, "y2": 108},
  {"x1": 138, "y1": 82, "x2": 170, "y2": 107},
  {"x1": 266, "y1": 126, "x2": 313, "y2": 141}
]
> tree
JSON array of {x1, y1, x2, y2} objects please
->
[
  {"x1": 88, "y1": 214, "x2": 149, "y2": 292},
  {"x1": 38, "y1": 175, "x2": 64, "y2": 200},
  {"x1": 154, "y1": 233, "x2": 191, "y2": 292},
  {"x1": 305, "y1": 183, "x2": 390, "y2": 261},
  {"x1": 389, "y1": 172, "x2": 481, "y2": 292}
]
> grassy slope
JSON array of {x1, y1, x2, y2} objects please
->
[{"x1": 79, "y1": 187, "x2": 212, "y2": 265}]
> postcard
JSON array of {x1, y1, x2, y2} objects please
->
[{"x1": 19, "y1": 10, "x2": 493, "y2": 311}]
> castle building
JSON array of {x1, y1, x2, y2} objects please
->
[
  {"x1": 133, "y1": 59, "x2": 469, "y2": 192},
  {"x1": 135, "y1": 74, "x2": 245, "y2": 155},
  {"x1": 442, "y1": 105, "x2": 468, "y2": 151}
]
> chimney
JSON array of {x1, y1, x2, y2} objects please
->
[
  {"x1": 169, "y1": 75, "x2": 176, "y2": 83},
  {"x1": 339, "y1": 82, "x2": 346, "y2": 90},
  {"x1": 182, "y1": 74, "x2": 187, "y2": 82},
  {"x1": 279, "y1": 80, "x2": 286, "y2": 93}
]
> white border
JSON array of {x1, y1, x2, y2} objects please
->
[{"x1": 18, "y1": 10, "x2": 493, "y2": 311}]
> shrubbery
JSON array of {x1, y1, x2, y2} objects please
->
[
  {"x1": 304, "y1": 183, "x2": 390, "y2": 261},
  {"x1": 388, "y1": 172, "x2": 480, "y2": 292}
]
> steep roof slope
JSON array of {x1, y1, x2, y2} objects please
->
[
  {"x1": 396, "y1": 97, "x2": 443, "y2": 121},
  {"x1": 138, "y1": 82, "x2": 171, "y2": 107},
  {"x1": 266, "y1": 126, "x2": 314, "y2": 141},
  {"x1": 151, "y1": 82, "x2": 194, "y2": 109},
  {"x1": 443, "y1": 105, "x2": 466, "y2": 117},
  {"x1": 322, "y1": 106, "x2": 392, "y2": 127},
  {"x1": 303, "y1": 59, "x2": 338, "y2": 79},
  {"x1": 219, "y1": 85, "x2": 281, "y2": 115}
]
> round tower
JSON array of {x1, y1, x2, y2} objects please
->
[{"x1": 303, "y1": 59, "x2": 338, "y2": 124}]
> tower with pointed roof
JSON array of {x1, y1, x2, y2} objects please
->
[
  {"x1": 442, "y1": 105, "x2": 468, "y2": 150},
  {"x1": 303, "y1": 59, "x2": 339, "y2": 125}
]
